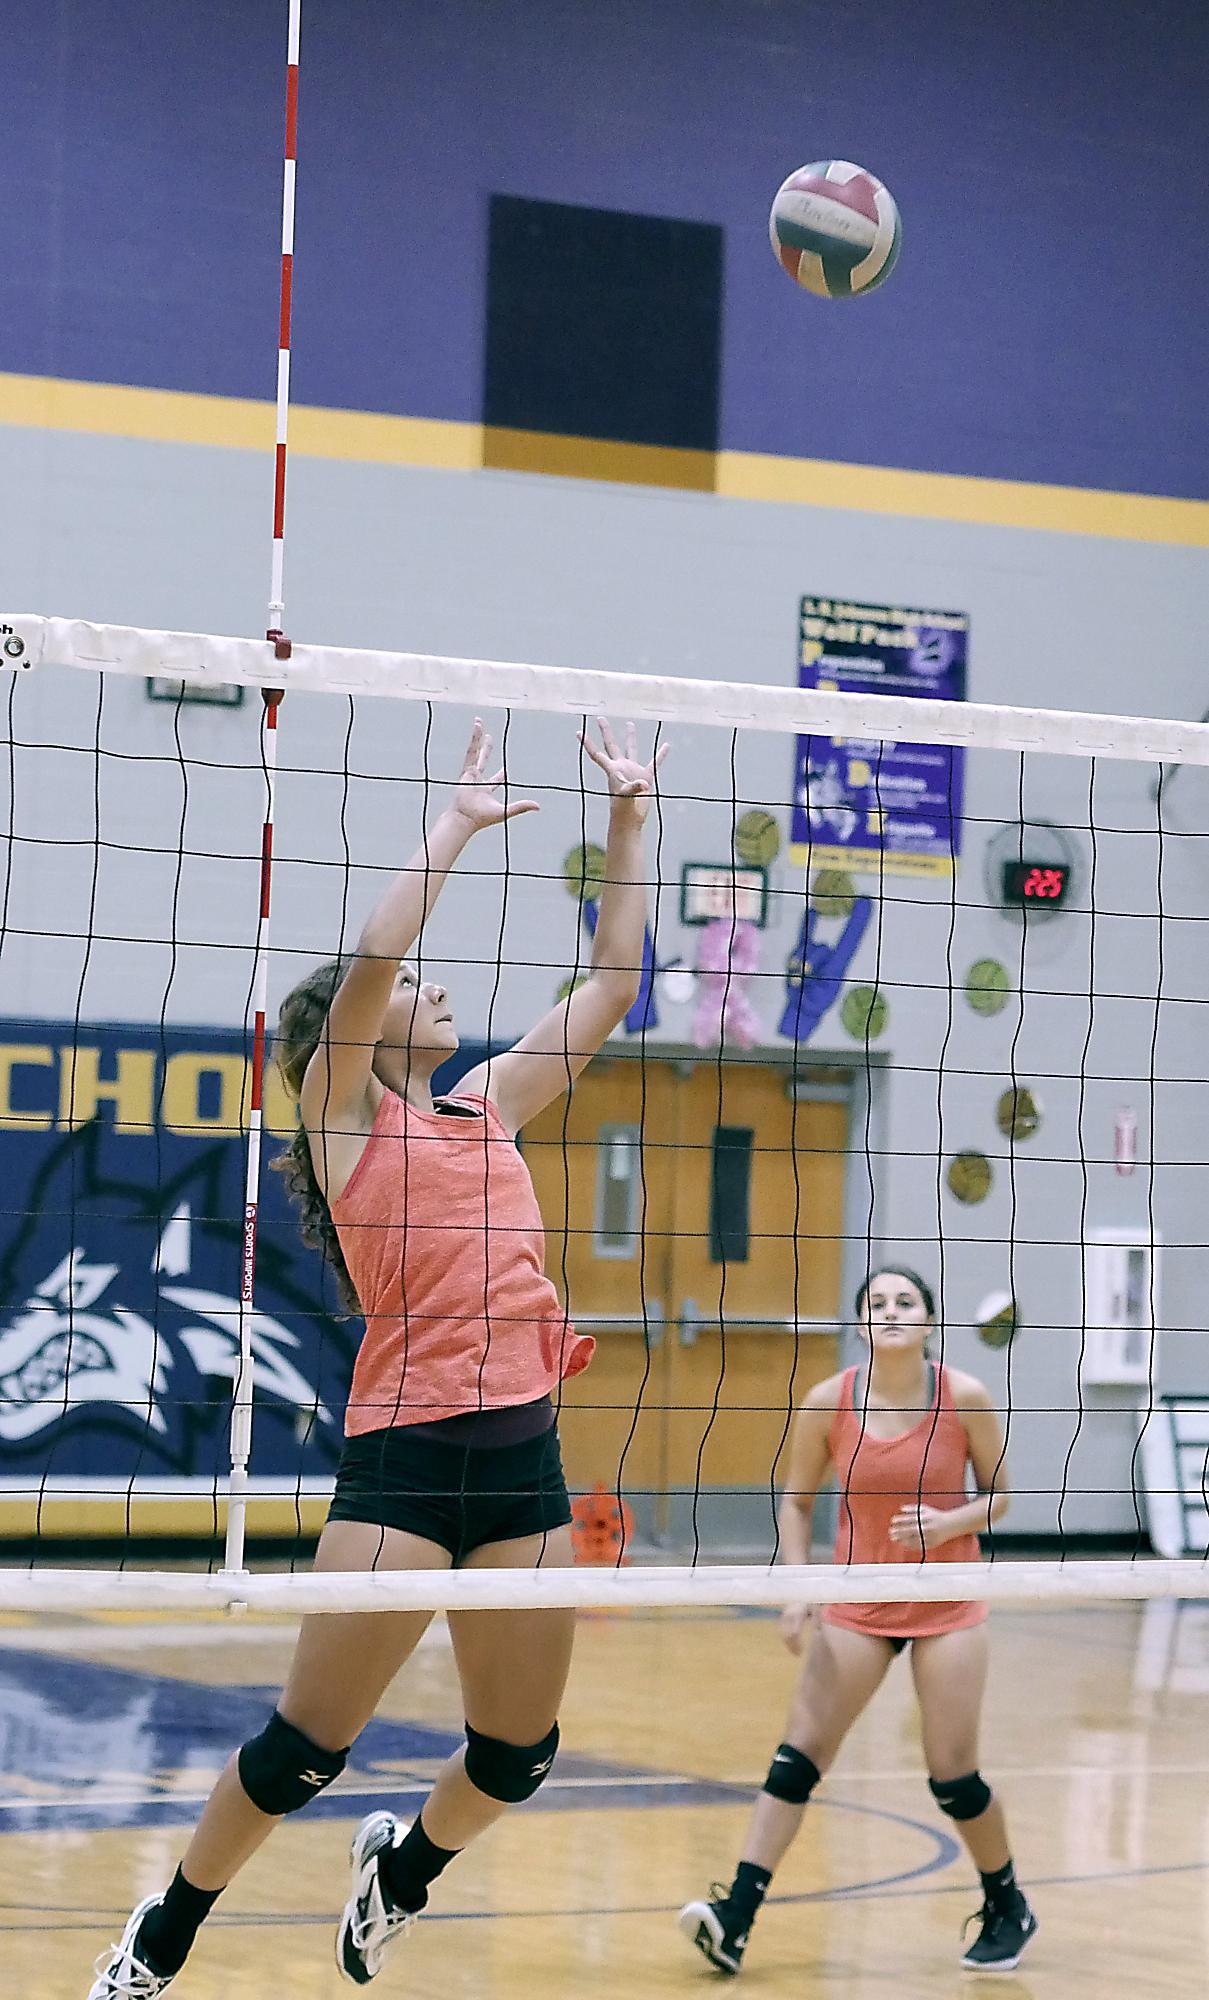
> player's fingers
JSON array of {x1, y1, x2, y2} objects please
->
[
  {"x1": 462, "y1": 718, "x2": 484, "y2": 771},
  {"x1": 597, "y1": 717, "x2": 621, "y2": 760}
]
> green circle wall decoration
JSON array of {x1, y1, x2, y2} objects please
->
[
  {"x1": 965, "y1": 959, "x2": 1011, "y2": 1017},
  {"x1": 976, "y1": 1295, "x2": 1019, "y2": 1349},
  {"x1": 947, "y1": 1151, "x2": 993, "y2": 1204},
  {"x1": 734, "y1": 808, "x2": 782, "y2": 867},
  {"x1": 562, "y1": 842, "x2": 607, "y2": 902},
  {"x1": 811, "y1": 868, "x2": 857, "y2": 920},
  {"x1": 996, "y1": 1085, "x2": 1042, "y2": 1142},
  {"x1": 840, "y1": 985, "x2": 888, "y2": 1041}
]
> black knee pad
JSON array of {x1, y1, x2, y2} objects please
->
[
  {"x1": 763, "y1": 1743, "x2": 822, "y2": 1805},
  {"x1": 237, "y1": 1709, "x2": 349, "y2": 1815},
  {"x1": 463, "y1": 1720, "x2": 560, "y2": 1803},
  {"x1": 929, "y1": 1770, "x2": 992, "y2": 1822}
]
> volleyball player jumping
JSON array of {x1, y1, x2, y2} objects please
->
[
  {"x1": 680, "y1": 1267, "x2": 1037, "y2": 1976},
  {"x1": 90, "y1": 715, "x2": 665, "y2": 1995}
]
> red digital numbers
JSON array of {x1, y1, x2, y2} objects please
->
[
  {"x1": 1022, "y1": 866, "x2": 1065, "y2": 900},
  {"x1": 1002, "y1": 860, "x2": 1070, "y2": 906}
]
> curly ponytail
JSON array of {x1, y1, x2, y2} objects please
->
[{"x1": 270, "y1": 958, "x2": 362, "y2": 1318}]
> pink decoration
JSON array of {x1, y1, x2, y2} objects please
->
[
  {"x1": 1115, "y1": 1106, "x2": 1138, "y2": 1177},
  {"x1": 692, "y1": 918, "x2": 762, "y2": 1050}
]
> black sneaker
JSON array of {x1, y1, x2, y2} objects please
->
[
  {"x1": 678, "y1": 1885, "x2": 750, "y2": 1974},
  {"x1": 960, "y1": 1895, "x2": 1038, "y2": 1972}
]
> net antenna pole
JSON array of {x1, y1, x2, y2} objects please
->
[{"x1": 224, "y1": 0, "x2": 301, "y2": 1585}]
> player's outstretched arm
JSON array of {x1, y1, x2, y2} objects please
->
[
  {"x1": 302, "y1": 719, "x2": 537, "y2": 1133},
  {"x1": 461, "y1": 720, "x2": 666, "y2": 1135}
]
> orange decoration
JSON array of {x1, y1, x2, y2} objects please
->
[{"x1": 570, "y1": 1483, "x2": 634, "y2": 1567}]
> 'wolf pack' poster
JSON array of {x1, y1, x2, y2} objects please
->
[{"x1": 791, "y1": 595, "x2": 968, "y2": 877}]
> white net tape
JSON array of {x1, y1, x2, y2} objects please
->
[
  {"x1": 9, "y1": 613, "x2": 1209, "y2": 765},
  {"x1": 0, "y1": 1557, "x2": 1206, "y2": 1617}
]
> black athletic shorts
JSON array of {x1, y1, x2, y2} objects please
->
[{"x1": 328, "y1": 1422, "x2": 572, "y2": 1563}]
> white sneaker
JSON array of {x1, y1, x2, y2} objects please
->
[
  {"x1": 335, "y1": 1812, "x2": 420, "y2": 1985},
  {"x1": 89, "y1": 1895, "x2": 176, "y2": 1998}
]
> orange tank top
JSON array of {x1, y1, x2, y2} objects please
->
[
  {"x1": 823, "y1": 1362, "x2": 988, "y2": 1638},
  {"x1": 329, "y1": 1089, "x2": 594, "y2": 1435}
]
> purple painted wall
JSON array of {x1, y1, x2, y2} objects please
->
[{"x1": 5, "y1": 0, "x2": 1207, "y2": 496}]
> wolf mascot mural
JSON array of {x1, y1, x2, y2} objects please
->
[{"x1": 0, "y1": 1026, "x2": 354, "y2": 1505}]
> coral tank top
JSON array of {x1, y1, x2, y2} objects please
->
[
  {"x1": 823, "y1": 1363, "x2": 988, "y2": 1637},
  {"x1": 329, "y1": 1090, "x2": 594, "y2": 1435}
]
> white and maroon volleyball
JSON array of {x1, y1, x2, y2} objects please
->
[{"x1": 769, "y1": 160, "x2": 901, "y2": 299}]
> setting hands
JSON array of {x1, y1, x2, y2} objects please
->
[
  {"x1": 450, "y1": 719, "x2": 540, "y2": 831},
  {"x1": 580, "y1": 719, "x2": 668, "y2": 828}
]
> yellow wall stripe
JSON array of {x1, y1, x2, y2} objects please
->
[
  {"x1": 716, "y1": 448, "x2": 1209, "y2": 547},
  {"x1": 0, "y1": 371, "x2": 275, "y2": 452},
  {"x1": 483, "y1": 423, "x2": 716, "y2": 490},
  {"x1": 0, "y1": 1494, "x2": 330, "y2": 1538},
  {"x1": 295, "y1": 402, "x2": 483, "y2": 470},
  {"x1": 3, "y1": 369, "x2": 1208, "y2": 547}
]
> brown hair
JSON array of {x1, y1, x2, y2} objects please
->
[
  {"x1": 270, "y1": 957, "x2": 361, "y2": 1317},
  {"x1": 854, "y1": 1266, "x2": 936, "y2": 1321}
]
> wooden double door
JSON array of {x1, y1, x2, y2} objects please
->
[{"x1": 523, "y1": 1057, "x2": 848, "y2": 1533}]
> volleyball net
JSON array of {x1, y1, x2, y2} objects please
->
[{"x1": 1, "y1": 609, "x2": 1207, "y2": 1615}]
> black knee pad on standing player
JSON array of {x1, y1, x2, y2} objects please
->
[
  {"x1": 762, "y1": 1743, "x2": 822, "y2": 1805},
  {"x1": 463, "y1": 1720, "x2": 560, "y2": 1803},
  {"x1": 929, "y1": 1770, "x2": 992, "y2": 1822},
  {"x1": 237, "y1": 1709, "x2": 349, "y2": 1815}
]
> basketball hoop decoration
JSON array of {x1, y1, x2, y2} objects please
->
[{"x1": 692, "y1": 916, "x2": 762, "y2": 1049}]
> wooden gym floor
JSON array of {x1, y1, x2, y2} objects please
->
[{"x1": 4, "y1": 1595, "x2": 1205, "y2": 1996}]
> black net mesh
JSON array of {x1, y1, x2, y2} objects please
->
[{"x1": 0, "y1": 653, "x2": 1200, "y2": 1598}]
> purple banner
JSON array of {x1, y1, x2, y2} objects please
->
[{"x1": 790, "y1": 596, "x2": 968, "y2": 878}]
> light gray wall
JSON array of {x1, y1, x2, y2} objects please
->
[{"x1": 4, "y1": 421, "x2": 1209, "y2": 1535}]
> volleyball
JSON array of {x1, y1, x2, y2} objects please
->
[{"x1": 769, "y1": 160, "x2": 901, "y2": 299}]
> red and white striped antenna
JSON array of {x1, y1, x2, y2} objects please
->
[
  {"x1": 268, "y1": 0, "x2": 299, "y2": 642},
  {"x1": 226, "y1": 0, "x2": 301, "y2": 1580}
]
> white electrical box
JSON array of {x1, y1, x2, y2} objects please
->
[{"x1": 1082, "y1": 1228, "x2": 1160, "y2": 1386}]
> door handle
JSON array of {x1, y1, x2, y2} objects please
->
[
  {"x1": 679, "y1": 1298, "x2": 701, "y2": 1347},
  {"x1": 571, "y1": 1303, "x2": 664, "y2": 1347},
  {"x1": 677, "y1": 1303, "x2": 832, "y2": 1343}
]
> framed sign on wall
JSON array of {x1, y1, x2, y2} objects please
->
[{"x1": 679, "y1": 861, "x2": 769, "y2": 928}]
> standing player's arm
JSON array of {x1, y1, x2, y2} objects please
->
[
  {"x1": 301, "y1": 720, "x2": 537, "y2": 1137},
  {"x1": 459, "y1": 721, "x2": 667, "y2": 1136},
  {"x1": 889, "y1": 1378, "x2": 1010, "y2": 1552},
  {"x1": 776, "y1": 1385, "x2": 838, "y2": 1653},
  {"x1": 960, "y1": 1379, "x2": 1011, "y2": 1535}
]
